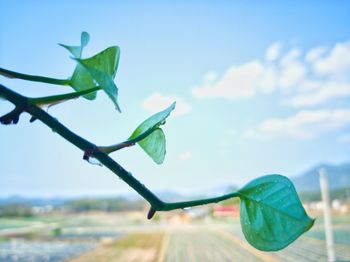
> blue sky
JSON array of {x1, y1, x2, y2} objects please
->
[{"x1": 0, "y1": 1, "x2": 349, "y2": 197}]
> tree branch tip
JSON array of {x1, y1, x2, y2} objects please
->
[
  {"x1": 147, "y1": 207, "x2": 156, "y2": 220},
  {"x1": 29, "y1": 116, "x2": 37, "y2": 123}
]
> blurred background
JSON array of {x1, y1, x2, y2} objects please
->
[{"x1": 0, "y1": 1, "x2": 349, "y2": 261}]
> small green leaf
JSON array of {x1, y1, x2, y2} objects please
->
[
  {"x1": 70, "y1": 64, "x2": 97, "y2": 100},
  {"x1": 238, "y1": 175, "x2": 314, "y2": 251},
  {"x1": 139, "y1": 128, "x2": 166, "y2": 164},
  {"x1": 59, "y1": 44, "x2": 82, "y2": 58},
  {"x1": 59, "y1": 32, "x2": 96, "y2": 100},
  {"x1": 80, "y1": 31, "x2": 90, "y2": 47},
  {"x1": 59, "y1": 33, "x2": 119, "y2": 107},
  {"x1": 129, "y1": 102, "x2": 176, "y2": 140},
  {"x1": 75, "y1": 46, "x2": 121, "y2": 111},
  {"x1": 59, "y1": 31, "x2": 90, "y2": 59},
  {"x1": 128, "y1": 102, "x2": 176, "y2": 164}
]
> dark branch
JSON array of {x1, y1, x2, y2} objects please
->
[{"x1": 0, "y1": 84, "x2": 239, "y2": 218}]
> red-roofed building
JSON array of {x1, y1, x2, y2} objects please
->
[{"x1": 213, "y1": 205, "x2": 239, "y2": 218}]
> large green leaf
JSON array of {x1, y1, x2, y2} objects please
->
[
  {"x1": 238, "y1": 175, "x2": 314, "y2": 251},
  {"x1": 75, "y1": 46, "x2": 121, "y2": 111},
  {"x1": 59, "y1": 31, "x2": 90, "y2": 59},
  {"x1": 128, "y1": 102, "x2": 176, "y2": 164}
]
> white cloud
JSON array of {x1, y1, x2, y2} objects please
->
[
  {"x1": 192, "y1": 40, "x2": 350, "y2": 108},
  {"x1": 141, "y1": 93, "x2": 191, "y2": 117},
  {"x1": 192, "y1": 61, "x2": 264, "y2": 99},
  {"x1": 192, "y1": 40, "x2": 350, "y2": 141},
  {"x1": 265, "y1": 42, "x2": 282, "y2": 61},
  {"x1": 259, "y1": 67, "x2": 277, "y2": 93},
  {"x1": 279, "y1": 61, "x2": 306, "y2": 89},
  {"x1": 284, "y1": 82, "x2": 350, "y2": 107},
  {"x1": 203, "y1": 71, "x2": 218, "y2": 83},
  {"x1": 283, "y1": 42, "x2": 350, "y2": 107},
  {"x1": 245, "y1": 109, "x2": 350, "y2": 140},
  {"x1": 305, "y1": 46, "x2": 327, "y2": 63},
  {"x1": 280, "y1": 48, "x2": 301, "y2": 66},
  {"x1": 313, "y1": 42, "x2": 350, "y2": 77},
  {"x1": 178, "y1": 151, "x2": 193, "y2": 161}
]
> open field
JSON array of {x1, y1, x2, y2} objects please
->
[{"x1": 0, "y1": 213, "x2": 349, "y2": 262}]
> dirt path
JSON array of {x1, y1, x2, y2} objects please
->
[
  {"x1": 68, "y1": 231, "x2": 164, "y2": 262},
  {"x1": 69, "y1": 223, "x2": 350, "y2": 261},
  {"x1": 164, "y1": 225, "x2": 266, "y2": 261},
  {"x1": 213, "y1": 228, "x2": 279, "y2": 262}
]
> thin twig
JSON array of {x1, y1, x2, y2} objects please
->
[{"x1": 0, "y1": 67, "x2": 71, "y2": 86}]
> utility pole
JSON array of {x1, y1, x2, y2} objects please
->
[{"x1": 319, "y1": 168, "x2": 335, "y2": 262}]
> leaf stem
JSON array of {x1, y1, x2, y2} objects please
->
[
  {"x1": 28, "y1": 86, "x2": 101, "y2": 106},
  {"x1": 162, "y1": 192, "x2": 240, "y2": 211},
  {"x1": 0, "y1": 84, "x2": 239, "y2": 214},
  {"x1": 0, "y1": 67, "x2": 71, "y2": 86},
  {"x1": 98, "y1": 126, "x2": 159, "y2": 154}
]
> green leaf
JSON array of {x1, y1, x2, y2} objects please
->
[
  {"x1": 128, "y1": 102, "x2": 176, "y2": 164},
  {"x1": 129, "y1": 102, "x2": 176, "y2": 140},
  {"x1": 138, "y1": 128, "x2": 166, "y2": 164},
  {"x1": 238, "y1": 175, "x2": 314, "y2": 251},
  {"x1": 75, "y1": 46, "x2": 121, "y2": 111},
  {"x1": 80, "y1": 31, "x2": 90, "y2": 47},
  {"x1": 59, "y1": 33, "x2": 120, "y2": 107},
  {"x1": 59, "y1": 32, "x2": 96, "y2": 100},
  {"x1": 59, "y1": 31, "x2": 90, "y2": 58},
  {"x1": 70, "y1": 64, "x2": 97, "y2": 100},
  {"x1": 59, "y1": 45, "x2": 82, "y2": 58}
]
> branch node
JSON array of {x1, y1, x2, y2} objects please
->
[
  {"x1": 0, "y1": 106, "x2": 25, "y2": 125},
  {"x1": 83, "y1": 148, "x2": 95, "y2": 161},
  {"x1": 83, "y1": 146, "x2": 102, "y2": 166}
]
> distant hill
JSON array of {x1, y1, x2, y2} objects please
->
[
  {"x1": 0, "y1": 196, "x2": 66, "y2": 207},
  {"x1": 1, "y1": 164, "x2": 348, "y2": 207},
  {"x1": 292, "y1": 162, "x2": 350, "y2": 192}
]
